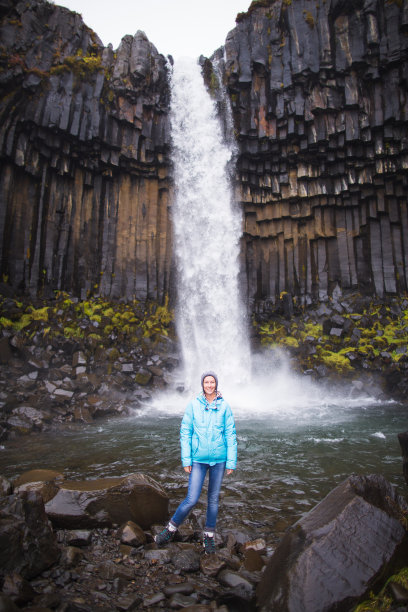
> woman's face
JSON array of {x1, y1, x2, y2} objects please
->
[{"x1": 203, "y1": 376, "x2": 216, "y2": 396}]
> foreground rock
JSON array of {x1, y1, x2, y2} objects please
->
[
  {"x1": 0, "y1": 491, "x2": 59, "y2": 579},
  {"x1": 2, "y1": 470, "x2": 408, "y2": 610},
  {"x1": 0, "y1": 485, "x2": 261, "y2": 611},
  {"x1": 44, "y1": 473, "x2": 169, "y2": 529},
  {"x1": 398, "y1": 431, "x2": 408, "y2": 486},
  {"x1": 257, "y1": 474, "x2": 408, "y2": 612}
]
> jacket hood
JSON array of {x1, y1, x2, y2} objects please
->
[{"x1": 197, "y1": 390, "x2": 223, "y2": 408}]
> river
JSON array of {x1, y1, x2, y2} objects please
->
[{"x1": 1, "y1": 379, "x2": 406, "y2": 549}]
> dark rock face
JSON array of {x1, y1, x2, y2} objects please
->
[
  {"x1": 0, "y1": 490, "x2": 60, "y2": 579},
  {"x1": 0, "y1": 0, "x2": 172, "y2": 301},
  {"x1": 1, "y1": 0, "x2": 408, "y2": 314},
  {"x1": 218, "y1": 0, "x2": 408, "y2": 312},
  {"x1": 256, "y1": 474, "x2": 408, "y2": 612}
]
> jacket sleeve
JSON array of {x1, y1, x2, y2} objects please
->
[
  {"x1": 224, "y1": 404, "x2": 237, "y2": 470},
  {"x1": 180, "y1": 403, "x2": 194, "y2": 467}
]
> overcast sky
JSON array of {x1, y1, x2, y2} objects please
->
[{"x1": 57, "y1": 0, "x2": 251, "y2": 59}]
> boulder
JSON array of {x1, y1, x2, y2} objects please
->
[
  {"x1": 2, "y1": 572, "x2": 36, "y2": 606},
  {"x1": 0, "y1": 337, "x2": 12, "y2": 364},
  {"x1": 171, "y1": 549, "x2": 201, "y2": 573},
  {"x1": 0, "y1": 491, "x2": 60, "y2": 579},
  {"x1": 257, "y1": 474, "x2": 408, "y2": 612},
  {"x1": 120, "y1": 520, "x2": 146, "y2": 546},
  {"x1": 13, "y1": 469, "x2": 64, "y2": 504},
  {"x1": 0, "y1": 475, "x2": 12, "y2": 496},
  {"x1": 398, "y1": 431, "x2": 408, "y2": 486},
  {"x1": 45, "y1": 473, "x2": 169, "y2": 529}
]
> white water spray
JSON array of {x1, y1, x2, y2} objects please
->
[
  {"x1": 161, "y1": 56, "x2": 383, "y2": 416},
  {"x1": 170, "y1": 57, "x2": 250, "y2": 389}
]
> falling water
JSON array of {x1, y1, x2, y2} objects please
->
[
  {"x1": 170, "y1": 57, "x2": 250, "y2": 389},
  {"x1": 168, "y1": 56, "x2": 385, "y2": 413}
]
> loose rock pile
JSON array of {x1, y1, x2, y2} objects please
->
[
  {"x1": 0, "y1": 472, "x2": 263, "y2": 611},
  {"x1": 0, "y1": 288, "x2": 179, "y2": 441},
  {"x1": 1, "y1": 470, "x2": 408, "y2": 611}
]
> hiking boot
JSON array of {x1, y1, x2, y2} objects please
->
[
  {"x1": 203, "y1": 533, "x2": 216, "y2": 554},
  {"x1": 155, "y1": 526, "x2": 175, "y2": 547}
]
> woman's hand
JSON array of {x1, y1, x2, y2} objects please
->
[
  {"x1": 226, "y1": 469, "x2": 234, "y2": 475},
  {"x1": 184, "y1": 466, "x2": 192, "y2": 473}
]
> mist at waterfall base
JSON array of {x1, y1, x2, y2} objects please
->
[{"x1": 1, "y1": 58, "x2": 407, "y2": 546}]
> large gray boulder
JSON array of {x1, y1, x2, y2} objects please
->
[
  {"x1": 45, "y1": 473, "x2": 169, "y2": 529},
  {"x1": 0, "y1": 491, "x2": 60, "y2": 579},
  {"x1": 257, "y1": 474, "x2": 408, "y2": 612}
]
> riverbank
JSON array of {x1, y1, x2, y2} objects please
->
[{"x1": 0, "y1": 285, "x2": 407, "y2": 440}]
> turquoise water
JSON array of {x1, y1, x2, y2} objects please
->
[{"x1": 1, "y1": 397, "x2": 407, "y2": 547}]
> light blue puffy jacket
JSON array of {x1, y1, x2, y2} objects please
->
[{"x1": 180, "y1": 393, "x2": 237, "y2": 470}]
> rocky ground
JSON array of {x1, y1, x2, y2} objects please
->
[
  {"x1": 1, "y1": 284, "x2": 408, "y2": 442},
  {"x1": 0, "y1": 284, "x2": 180, "y2": 442},
  {"x1": 1, "y1": 285, "x2": 408, "y2": 610},
  {"x1": 0, "y1": 472, "x2": 263, "y2": 612}
]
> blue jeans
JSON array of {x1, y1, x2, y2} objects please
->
[{"x1": 170, "y1": 461, "x2": 226, "y2": 531}]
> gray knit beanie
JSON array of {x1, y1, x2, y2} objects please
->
[{"x1": 201, "y1": 371, "x2": 218, "y2": 390}]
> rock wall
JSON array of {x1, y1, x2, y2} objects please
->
[
  {"x1": 0, "y1": 0, "x2": 172, "y2": 301},
  {"x1": 218, "y1": 0, "x2": 408, "y2": 312},
  {"x1": 1, "y1": 0, "x2": 408, "y2": 312}
]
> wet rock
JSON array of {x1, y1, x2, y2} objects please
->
[
  {"x1": 172, "y1": 549, "x2": 201, "y2": 573},
  {"x1": 135, "y1": 369, "x2": 152, "y2": 386},
  {"x1": 72, "y1": 351, "x2": 86, "y2": 367},
  {"x1": 217, "y1": 569, "x2": 254, "y2": 596},
  {"x1": 66, "y1": 530, "x2": 92, "y2": 547},
  {"x1": 0, "y1": 594, "x2": 20, "y2": 612},
  {"x1": 0, "y1": 475, "x2": 12, "y2": 496},
  {"x1": 200, "y1": 553, "x2": 226, "y2": 577},
  {"x1": 2, "y1": 571, "x2": 36, "y2": 605},
  {"x1": 243, "y1": 548, "x2": 264, "y2": 572},
  {"x1": 242, "y1": 538, "x2": 266, "y2": 554},
  {"x1": 398, "y1": 431, "x2": 408, "y2": 486},
  {"x1": 143, "y1": 592, "x2": 166, "y2": 607},
  {"x1": 14, "y1": 479, "x2": 59, "y2": 504},
  {"x1": 13, "y1": 470, "x2": 64, "y2": 503},
  {"x1": 73, "y1": 406, "x2": 93, "y2": 423},
  {"x1": 144, "y1": 548, "x2": 172, "y2": 564},
  {"x1": 0, "y1": 337, "x2": 12, "y2": 364},
  {"x1": 257, "y1": 474, "x2": 408, "y2": 611},
  {"x1": 45, "y1": 473, "x2": 169, "y2": 529},
  {"x1": 115, "y1": 593, "x2": 143, "y2": 611},
  {"x1": 163, "y1": 583, "x2": 195, "y2": 596},
  {"x1": 61, "y1": 546, "x2": 84, "y2": 567},
  {"x1": 96, "y1": 560, "x2": 135, "y2": 581},
  {"x1": 0, "y1": 491, "x2": 60, "y2": 579},
  {"x1": 169, "y1": 592, "x2": 198, "y2": 608},
  {"x1": 119, "y1": 520, "x2": 146, "y2": 546}
]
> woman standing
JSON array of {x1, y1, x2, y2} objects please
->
[{"x1": 155, "y1": 371, "x2": 237, "y2": 554}]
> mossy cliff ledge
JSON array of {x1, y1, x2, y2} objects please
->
[
  {"x1": 212, "y1": 0, "x2": 408, "y2": 314},
  {"x1": 0, "y1": 0, "x2": 172, "y2": 301}
]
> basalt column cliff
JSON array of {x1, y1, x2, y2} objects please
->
[
  {"x1": 217, "y1": 0, "x2": 408, "y2": 312},
  {"x1": 0, "y1": 0, "x2": 172, "y2": 301},
  {"x1": 0, "y1": 0, "x2": 408, "y2": 312}
]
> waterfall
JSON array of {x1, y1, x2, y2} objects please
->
[{"x1": 170, "y1": 57, "x2": 250, "y2": 390}]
